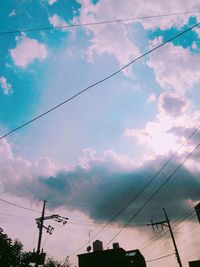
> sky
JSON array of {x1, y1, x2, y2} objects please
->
[{"x1": 0, "y1": 0, "x2": 200, "y2": 266}]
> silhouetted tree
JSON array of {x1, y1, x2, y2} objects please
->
[
  {"x1": 44, "y1": 256, "x2": 71, "y2": 267},
  {"x1": 0, "y1": 228, "x2": 71, "y2": 267}
]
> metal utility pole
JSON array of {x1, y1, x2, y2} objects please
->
[
  {"x1": 36, "y1": 200, "x2": 46, "y2": 267},
  {"x1": 148, "y1": 208, "x2": 182, "y2": 267}
]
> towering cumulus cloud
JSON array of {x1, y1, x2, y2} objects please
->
[{"x1": 1, "y1": 141, "x2": 199, "y2": 224}]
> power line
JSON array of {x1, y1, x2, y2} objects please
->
[
  {"x1": 141, "y1": 208, "x2": 195, "y2": 252},
  {"x1": 145, "y1": 214, "x2": 199, "y2": 266},
  {"x1": 146, "y1": 252, "x2": 175, "y2": 263},
  {"x1": 0, "y1": 212, "x2": 34, "y2": 219},
  {"x1": 1, "y1": 22, "x2": 200, "y2": 140},
  {"x1": 172, "y1": 212, "x2": 196, "y2": 234},
  {"x1": 0, "y1": 198, "x2": 41, "y2": 214},
  {"x1": 68, "y1": 122, "x2": 200, "y2": 257},
  {"x1": 142, "y1": 213, "x2": 198, "y2": 261},
  {"x1": 0, "y1": 10, "x2": 200, "y2": 36},
  {"x1": 143, "y1": 197, "x2": 197, "y2": 253},
  {"x1": 0, "y1": 198, "x2": 116, "y2": 226},
  {"x1": 1, "y1": 21, "x2": 200, "y2": 259},
  {"x1": 153, "y1": 228, "x2": 200, "y2": 266},
  {"x1": 103, "y1": 141, "x2": 200, "y2": 247}
]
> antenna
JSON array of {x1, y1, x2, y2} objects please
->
[{"x1": 87, "y1": 229, "x2": 92, "y2": 253}]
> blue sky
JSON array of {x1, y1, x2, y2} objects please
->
[{"x1": 0, "y1": 0, "x2": 200, "y2": 266}]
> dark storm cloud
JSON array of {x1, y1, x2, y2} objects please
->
[{"x1": 6, "y1": 151, "x2": 200, "y2": 225}]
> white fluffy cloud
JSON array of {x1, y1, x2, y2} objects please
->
[
  {"x1": 125, "y1": 117, "x2": 180, "y2": 155},
  {"x1": 10, "y1": 36, "x2": 48, "y2": 69},
  {"x1": 77, "y1": 0, "x2": 140, "y2": 66},
  {"x1": 0, "y1": 77, "x2": 12, "y2": 95},
  {"x1": 76, "y1": 0, "x2": 200, "y2": 72},
  {"x1": 147, "y1": 44, "x2": 200, "y2": 92},
  {"x1": 0, "y1": 139, "x2": 57, "y2": 194},
  {"x1": 86, "y1": 23, "x2": 140, "y2": 66},
  {"x1": 49, "y1": 14, "x2": 68, "y2": 31},
  {"x1": 125, "y1": 90, "x2": 200, "y2": 160},
  {"x1": 78, "y1": 0, "x2": 200, "y2": 30}
]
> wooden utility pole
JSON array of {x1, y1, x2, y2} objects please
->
[
  {"x1": 31, "y1": 200, "x2": 68, "y2": 266},
  {"x1": 35, "y1": 200, "x2": 46, "y2": 267},
  {"x1": 148, "y1": 208, "x2": 182, "y2": 267}
]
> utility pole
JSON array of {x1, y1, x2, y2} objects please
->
[
  {"x1": 195, "y1": 202, "x2": 200, "y2": 224},
  {"x1": 35, "y1": 200, "x2": 46, "y2": 267},
  {"x1": 31, "y1": 200, "x2": 68, "y2": 266},
  {"x1": 147, "y1": 208, "x2": 182, "y2": 267}
]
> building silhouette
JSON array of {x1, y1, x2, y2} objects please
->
[
  {"x1": 189, "y1": 260, "x2": 200, "y2": 267},
  {"x1": 78, "y1": 240, "x2": 146, "y2": 267}
]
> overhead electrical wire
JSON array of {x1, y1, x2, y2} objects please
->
[
  {"x1": 103, "y1": 140, "x2": 200, "y2": 247},
  {"x1": 146, "y1": 252, "x2": 175, "y2": 263},
  {"x1": 141, "y1": 208, "x2": 195, "y2": 252},
  {"x1": 142, "y1": 213, "x2": 199, "y2": 260},
  {"x1": 69, "y1": 122, "x2": 200, "y2": 256},
  {"x1": 0, "y1": 212, "x2": 34, "y2": 219},
  {"x1": 0, "y1": 197, "x2": 41, "y2": 214},
  {"x1": 68, "y1": 137, "x2": 200, "y2": 257},
  {"x1": 0, "y1": 197, "x2": 120, "y2": 226},
  {"x1": 180, "y1": 252, "x2": 200, "y2": 267},
  {"x1": 142, "y1": 208, "x2": 196, "y2": 253},
  {"x1": 154, "y1": 228, "x2": 200, "y2": 266},
  {"x1": 0, "y1": 22, "x2": 200, "y2": 140},
  {"x1": 172, "y1": 212, "x2": 197, "y2": 233},
  {"x1": 68, "y1": 122, "x2": 200, "y2": 257},
  {"x1": 0, "y1": 10, "x2": 200, "y2": 36},
  {"x1": 0, "y1": 197, "x2": 147, "y2": 228},
  {"x1": 1, "y1": 17, "x2": 199, "y2": 260}
]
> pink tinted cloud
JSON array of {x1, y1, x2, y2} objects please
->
[
  {"x1": 0, "y1": 76, "x2": 12, "y2": 95},
  {"x1": 147, "y1": 44, "x2": 200, "y2": 92},
  {"x1": 10, "y1": 36, "x2": 48, "y2": 69}
]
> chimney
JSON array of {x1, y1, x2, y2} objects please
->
[
  {"x1": 93, "y1": 240, "x2": 103, "y2": 252},
  {"x1": 113, "y1": 243, "x2": 120, "y2": 249}
]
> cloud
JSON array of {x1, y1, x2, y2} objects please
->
[
  {"x1": 77, "y1": 0, "x2": 140, "y2": 67},
  {"x1": 75, "y1": 0, "x2": 200, "y2": 75},
  {"x1": 10, "y1": 36, "x2": 48, "y2": 69},
  {"x1": 78, "y1": 0, "x2": 200, "y2": 31},
  {"x1": 195, "y1": 27, "x2": 200, "y2": 38},
  {"x1": 147, "y1": 44, "x2": 200, "y2": 92},
  {"x1": 9, "y1": 9, "x2": 16, "y2": 17},
  {"x1": 135, "y1": 0, "x2": 200, "y2": 30},
  {"x1": 125, "y1": 116, "x2": 180, "y2": 155},
  {"x1": 48, "y1": 0, "x2": 58, "y2": 5},
  {"x1": 0, "y1": 139, "x2": 57, "y2": 197},
  {"x1": 49, "y1": 14, "x2": 68, "y2": 31},
  {"x1": 0, "y1": 77, "x2": 12, "y2": 95},
  {"x1": 158, "y1": 91, "x2": 189, "y2": 116},
  {"x1": 86, "y1": 23, "x2": 140, "y2": 67},
  {"x1": 168, "y1": 123, "x2": 200, "y2": 154},
  {"x1": 1, "y1": 140, "x2": 199, "y2": 224},
  {"x1": 124, "y1": 87, "x2": 199, "y2": 159},
  {"x1": 147, "y1": 93, "x2": 157, "y2": 103}
]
